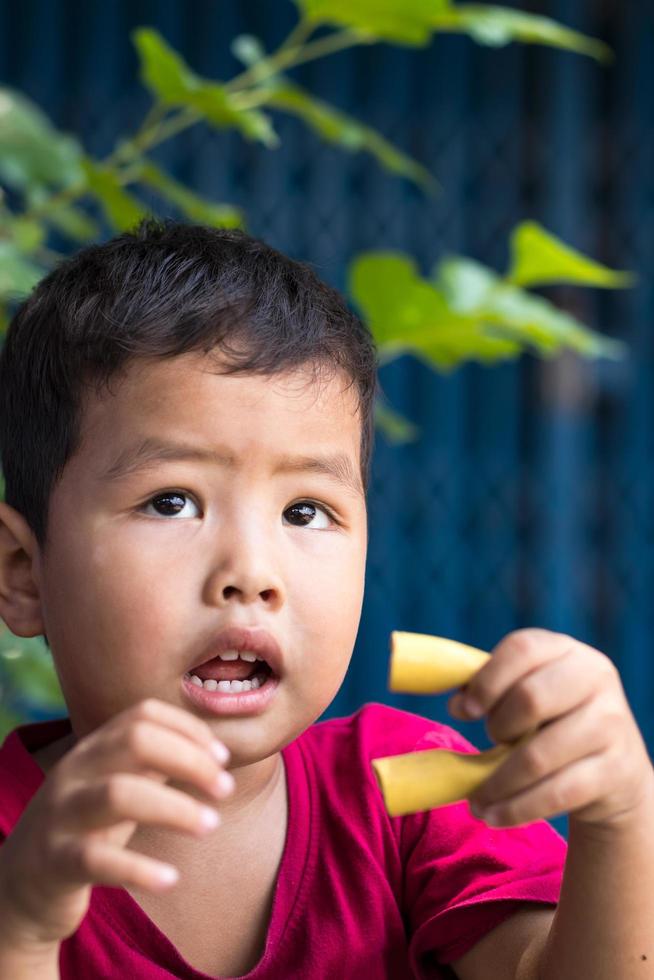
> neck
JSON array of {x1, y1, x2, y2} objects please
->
[{"x1": 129, "y1": 750, "x2": 286, "y2": 866}]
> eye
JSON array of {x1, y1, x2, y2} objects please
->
[
  {"x1": 140, "y1": 491, "x2": 200, "y2": 520},
  {"x1": 283, "y1": 500, "x2": 335, "y2": 530}
]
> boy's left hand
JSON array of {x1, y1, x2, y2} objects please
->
[{"x1": 447, "y1": 628, "x2": 654, "y2": 831}]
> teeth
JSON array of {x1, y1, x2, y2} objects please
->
[
  {"x1": 188, "y1": 672, "x2": 268, "y2": 693},
  {"x1": 218, "y1": 650, "x2": 263, "y2": 663}
]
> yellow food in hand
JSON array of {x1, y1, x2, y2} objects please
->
[
  {"x1": 371, "y1": 631, "x2": 532, "y2": 817},
  {"x1": 371, "y1": 743, "x2": 513, "y2": 816},
  {"x1": 388, "y1": 631, "x2": 490, "y2": 693}
]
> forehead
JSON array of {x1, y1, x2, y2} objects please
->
[{"x1": 74, "y1": 352, "x2": 363, "y2": 489}]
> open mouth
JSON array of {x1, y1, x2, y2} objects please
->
[{"x1": 184, "y1": 655, "x2": 275, "y2": 694}]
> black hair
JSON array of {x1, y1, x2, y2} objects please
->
[{"x1": 0, "y1": 218, "x2": 379, "y2": 558}]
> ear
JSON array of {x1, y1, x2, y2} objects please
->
[{"x1": 0, "y1": 501, "x2": 46, "y2": 638}]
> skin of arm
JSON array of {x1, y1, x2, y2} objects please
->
[
  {"x1": 0, "y1": 948, "x2": 60, "y2": 980},
  {"x1": 536, "y1": 787, "x2": 654, "y2": 979},
  {"x1": 0, "y1": 916, "x2": 60, "y2": 980},
  {"x1": 450, "y1": 786, "x2": 654, "y2": 980},
  {"x1": 443, "y1": 628, "x2": 654, "y2": 980}
]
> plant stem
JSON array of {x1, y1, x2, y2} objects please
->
[
  {"x1": 21, "y1": 105, "x2": 170, "y2": 222},
  {"x1": 225, "y1": 17, "x2": 316, "y2": 92},
  {"x1": 272, "y1": 15, "x2": 317, "y2": 59},
  {"x1": 225, "y1": 27, "x2": 372, "y2": 94},
  {"x1": 103, "y1": 105, "x2": 202, "y2": 170},
  {"x1": 17, "y1": 22, "x2": 374, "y2": 229},
  {"x1": 103, "y1": 101, "x2": 169, "y2": 168},
  {"x1": 20, "y1": 183, "x2": 87, "y2": 225}
]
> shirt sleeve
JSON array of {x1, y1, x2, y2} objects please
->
[{"x1": 399, "y1": 722, "x2": 567, "y2": 974}]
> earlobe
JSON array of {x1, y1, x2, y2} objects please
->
[{"x1": 0, "y1": 501, "x2": 45, "y2": 638}]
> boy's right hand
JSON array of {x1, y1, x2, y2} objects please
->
[{"x1": 0, "y1": 698, "x2": 234, "y2": 950}]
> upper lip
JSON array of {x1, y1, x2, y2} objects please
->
[{"x1": 187, "y1": 626, "x2": 284, "y2": 677}]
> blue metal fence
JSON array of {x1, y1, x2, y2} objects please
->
[{"x1": 2, "y1": 0, "x2": 654, "y2": 839}]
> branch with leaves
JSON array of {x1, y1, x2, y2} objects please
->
[{"x1": 0, "y1": 0, "x2": 633, "y2": 728}]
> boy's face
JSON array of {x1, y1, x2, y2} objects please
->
[{"x1": 22, "y1": 351, "x2": 368, "y2": 761}]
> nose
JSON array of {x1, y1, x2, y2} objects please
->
[{"x1": 203, "y1": 520, "x2": 284, "y2": 609}]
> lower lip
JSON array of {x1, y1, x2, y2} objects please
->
[{"x1": 181, "y1": 672, "x2": 280, "y2": 716}]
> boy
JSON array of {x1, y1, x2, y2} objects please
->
[{"x1": 0, "y1": 219, "x2": 651, "y2": 979}]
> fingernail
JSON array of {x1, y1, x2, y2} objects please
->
[
  {"x1": 214, "y1": 770, "x2": 235, "y2": 795},
  {"x1": 462, "y1": 697, "x2": 483, "y2": 719},
  {"x1": 200, "y1": 806, "x2": 220, "y2": 829},
  {"x1": 158, "y1": 864, "x2": 179, "y2": 885},
  {"x1": 210, "y1": 740, "x2": 230, "y2": 764}
]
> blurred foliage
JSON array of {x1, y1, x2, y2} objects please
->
[
  {"x1": 0, "y1": 0, "x2": 632, "y2": 734},
  {"x1": 0, "y1": 627, "x2": 66, "y2": 728},
  {"x1": 350, "y1": 223, "x2": 630, "y2": 371},
  {"x1": 292, "y1": 0, "x2": 612, "y2": 60}
]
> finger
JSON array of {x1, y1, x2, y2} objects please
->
[
  {"x1": 55, "y1": 836, "x2": 181, "y2": 893},
  {"x1": 451, "y1": 629, "x2": 577, "y2": 720},
  {"x1": 108, "y1": 698, "x2": 230, "y2": 763},
  {"x1": 61, "y1": 774, "x2": 223, "y2": 838},
  {"x1": 484, "y1": 648, "x2": 597, "y2": 744},
  {"x1": 470, "y1": 695, "x2": 610, "y2": 809},
  {"x1": 469, "y1": 751, "x2": 605, "y2": 828},
  {"x1": 75, "y1": 721, "x2": 235, "y2": 803}
]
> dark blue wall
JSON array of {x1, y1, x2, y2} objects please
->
[{"x1": 3, "y1": 1, "x2": 653, "y2": 839}]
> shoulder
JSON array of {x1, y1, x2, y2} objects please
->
[
  {"x1": 305, "y1": 701, "x2": 480, "y2": 760},
  {"x1": 0, "y1": 717, "x2": 69, "y2": 838},
  {"x1": 302, "y1": 702, "x2": 478, "y2": 780},
  {"x1": 294, "y1": 702, "x2": 481, "y2": 846}
]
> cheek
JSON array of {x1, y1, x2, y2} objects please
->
[
  {"x1": 292, "y1": 549, "x2": 363, "y2": 673},
  {"x1": 293, "y1": 535, "x2": 364, "y2": 608},
  {"x1": 92, "y1": 540, "x2": 184, "y2": 634},
  {"x1": 57, "y1": 536, "x2": 181, "y2": 669}
]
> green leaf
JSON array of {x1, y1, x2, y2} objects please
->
[
  {"x1": 292, "y1": 0, "x2": 610, "y2": 59},
  {"x1": 135, "y1": 160, "x2": 245, "y2": 228},
  {"x1": 0, "y1": 241, "x2": 44, "y2": 300},
  {"x1": 435, "y1": 254, "x2": 496, "y2": 313},
  {"x1": 348, "y1": 251, "x2": 521, "y2": 370},
  {"x1": 132, "y1": 28, "x2": 279, "y2": 147},
  {"x1": 348, "y1": 248, "x2": 626, "y2": 372},
  {"x1": 266, "y1": 81, "x2": 437, "y2": 194},
  {"x1": 0, "y1": 87, "x2": 86, "y2": 191},
  {"x1": 133, "y1": 27, "x2": 200, "y2": 102},
  {"x1": 433, "y1": 6, "x2": 611, "y2": 62},
  {"x1": 81, "y1": 158, "x2": 150, "y2": 232},
  {"x1": 0, "y1": 633, "x2": 65, "y2": 710},
  {"x1": 373, "y1": 397, "x2": 420, "y2": 444},
  {"x1": 437, "y1": 256, "x2": 627, "y2": 359},
  {"x1": 508, "y1": 221, "x2": 634, "y2": 289},
  {"x1": 292, "y1": 0, "x2": 453, "y2": 46},
  {"x1": 6, "y1": 217, "x2": 45, "y2": 254}
]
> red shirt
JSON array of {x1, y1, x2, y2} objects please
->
[{"x1": 0, "y1": 703, "x2": 566, "y2": 978}]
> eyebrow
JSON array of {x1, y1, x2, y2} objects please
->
[{"x1": 100, "y1": 437, "x2": 364, "y2": 498}]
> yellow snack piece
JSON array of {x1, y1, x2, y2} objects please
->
[
  {"x1": 388, "y1": 631, "x2": 490, "y2": 693},
  {"x1": 371, "y1": 631, "x2": 533, "y2": 816},
  {"x1": 371, "y1": 743, "x2": 512, "y2": 817}
]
